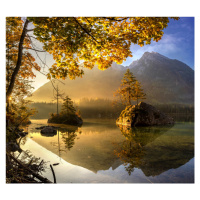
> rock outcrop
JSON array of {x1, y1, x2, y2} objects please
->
[
  {"x1": 40, "y1": 126, "x2": 57, "y2": 136},
  {"x1": 116, "y1": 102, "x2": 174, "y2": 126}
]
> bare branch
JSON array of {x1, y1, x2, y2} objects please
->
[
  {"x1": 24, "y1": 47, "x2": 46, "y2": 52},
  {"x1": 26, "y1": 35, "x2": 38, "y2": 40},
  {"x1": 26, "y1": 29, "x2": 34, "y2": 32},
  {"x1": 26, "y1": 34, "x2": 50, "y2": 69}
]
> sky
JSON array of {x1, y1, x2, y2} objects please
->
[
  {"x1": 31, "y1": 17, "x2": 195, "y2": 91},
  {"x1": 122, "y1": 17, "x2": 194, "y2": 68}
]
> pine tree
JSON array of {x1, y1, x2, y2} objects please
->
[
  {"x1": 134, "y1": 80, "x2": 146, "y2": 108},
  {"x1": 114, "y1": 69, "x2": 146, "y2": 107},
  {"x1": 61, "y1": 96, "x2": 76, "y2": 115},
  {"x1": 114, "y1": 69, "x2": 137, "y2": 106}
]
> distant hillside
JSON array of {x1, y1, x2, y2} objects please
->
[
  {"x1": 27, "y1": 62, "x2": 125, "y2": 102},
  {"x1": 27, "y1": 52, "x2": 194, "y2": 104}
]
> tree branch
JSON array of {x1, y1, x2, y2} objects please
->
[
  {"x1": 24, "y1": 47, "x2": 46, "y2": 52},
  {"x1": 25, "y1": 54, "x2": 47, "y2": 76},
  {"x1": 85, "y1": 17, "x2": 93, "y2": 32},
  {"x1": 26, "y1": 29, "x2": 34, "y2": 32},
  {"x1": 27, "y1": 34, "x2": 50, "y2": 69},
  {"x1": 101, "y1": 17, "x2": 129, "y2": 22},
  {"x1": 26, "y1": 35, "x2": 38, "y2": 40},
  {"x1": 7, "y1": 152, "x2": 52, "y2": 183},
  {"x1": 73, "y1": 17, "x2": 100, "y2": 44},
  {"x1": 6, "y1": 19, "x2": 29, "y2": 100}
]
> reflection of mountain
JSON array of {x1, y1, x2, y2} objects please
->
[
  {"x1": 28, "y1": 120, "x2": 194, "y2": 176},
  {"x1": 58, "y1": 124, "x2": 124, "y2": 173},
  {"x1": 141, "y1": 144, "x2": 194, "y2": 177},
  {"x1": 28, "y1": 120, "x2": 124, "y2": 173},
  {"x1": 116, "y1": 123, "x2": 194, "y2": 176}
]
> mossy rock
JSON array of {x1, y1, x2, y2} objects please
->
[{"x1": 116, "y1": 102, "x2": 174, "y2": 126}]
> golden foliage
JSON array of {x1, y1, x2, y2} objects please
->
[
  {"x1": 6, "y1": 17, "x2": 40, "y2": 100},
  {"x1": 28, "y1": 17, "x2": 179, "y2": 80}
]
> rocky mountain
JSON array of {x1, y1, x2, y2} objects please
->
[
  {"x1": 27, "y1": 52, "x2": 194, "y2": 104},
  {"x1": 128, "y1": 52, "x2": 194, "y2": 104}
]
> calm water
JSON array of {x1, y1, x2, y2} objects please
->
[{"x1": 21, "y1": 118, "x2": 194, "y2": 183}]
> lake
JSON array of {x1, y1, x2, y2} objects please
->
[{"x1": 20, "y1": 118, "x2": 194, "y2": 183}]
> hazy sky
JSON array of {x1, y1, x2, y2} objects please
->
[{"x1": 31, "y1": 17, "x2": 195, "y2": 91}]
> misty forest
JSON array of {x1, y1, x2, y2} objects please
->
[{"x1": 6, "y1": 17, "x2": 194, "y2": 183}]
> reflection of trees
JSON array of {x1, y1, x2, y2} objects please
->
[
  {"x1": 59, "y1": 126, "x2": 81, "y2": 151},
  {"x1": 115, "y1": 139, "x2": 144, "y2": 175},
  {"x1": 62, "y1": 132, "x2": 77, "y2": 151},
  {"x1": 115, "y1": 125, "x2": 173, "y2": 176}
]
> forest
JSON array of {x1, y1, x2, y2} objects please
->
[{"x1": 29, "y1": 99, "x2": 194, "y2": 120}]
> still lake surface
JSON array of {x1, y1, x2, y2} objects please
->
[{"x1": 21, "y1": 118, "x2": 194, "y2": 183}]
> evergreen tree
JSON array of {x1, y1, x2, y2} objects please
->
[
  {"x1": 48, "y1": 95, "x2": 83, "y2": 126},
  {"x1": 114, "y1": 69, "x2": 146, "y2": 107},
  {"x1": 114, "y1": 69, "x2": 137, "y2": 106},
  {"x1": 61, "y1": 96, "x2": 76, "y2": 115},
  {"x1": 134, "y1": 80, "x2": 146, "y2": 108}
]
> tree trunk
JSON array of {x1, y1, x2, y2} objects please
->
[
  {"x1": 6, "y1": 19, "x2": 29, "y2": 101},
  {"x1": 57, "y1": 86, "x2": 59, "y2": 115},
  {"x1": 128, "y1": 87, "x2": 131, "y2": 105}
]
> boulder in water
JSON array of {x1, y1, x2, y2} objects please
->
[
  {"x1": 116, "y1": 102, "x2": 174, "y2": 126},
  {"x1": 41, "y1": 126, "x2": 57, "y2": 134}
]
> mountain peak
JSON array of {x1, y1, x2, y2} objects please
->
[
  {"x1": 141, "y1": 51, "x2": 170, "y2": 60},
  {"x1": 129, "y1": 52, "x2": 170, "y2": 69}
]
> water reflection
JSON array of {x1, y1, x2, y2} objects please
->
[
  {"x1": 59, "y1": 126, "x2": 81, "y2": 151},
  {"x1": 115, "y1": 124, "x2": 194, "y2": 177},
  {"x1": 24, "y1": 119, "x2": 194, "y2": 183},
  {"x1": 171, "y1": 114, "x2": 194, "y2": 123},
  {"x1": 27, "y1": 120, "x2": 123, "y2": 173},
  {"x1": 41, "y1": 131, "x2": 57, "y2": 137}
]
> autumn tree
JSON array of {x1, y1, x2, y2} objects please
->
[
  {"x1": 6, "y1": 17, "x2": 39, "y2": 129},
  {"x1": 114, "y1": 69, "x2": 137, "y2": 106},
  {"x1": 134, "y1": 80, "x2": 146, "y2": 108},
  {"x1": 114, "y1": 69, "x2": 146, "y2": 107},
  {"x1": 6, "y1": 17, "x2": 179, "y2": 102},
  {"x1": 6, "y1": 17, "x2": 40, "y2": 101}
]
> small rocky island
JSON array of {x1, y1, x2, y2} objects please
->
[
  {"x1": 116, "y1": 102, "x2": 174, "y2": 126},
  {"x1": 47, "y1": 95, "x2": 83, "y2": 126},
  {"x1": 48, "y1": 113, "x2": 83, "y2": 126}
]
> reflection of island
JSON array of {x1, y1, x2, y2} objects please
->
[
  {"x1": 27, "y1": 120, "x2": 194, "y2": 177},
  {"x1": 115, "y1": 124, "x2": 194, "y2": 176},
  {"x1": 28, "y1": 121, "x2": 124, "y2": 173},
  {"x1": 56, "y1": 124, "x2": 124, "y2": 173}
]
